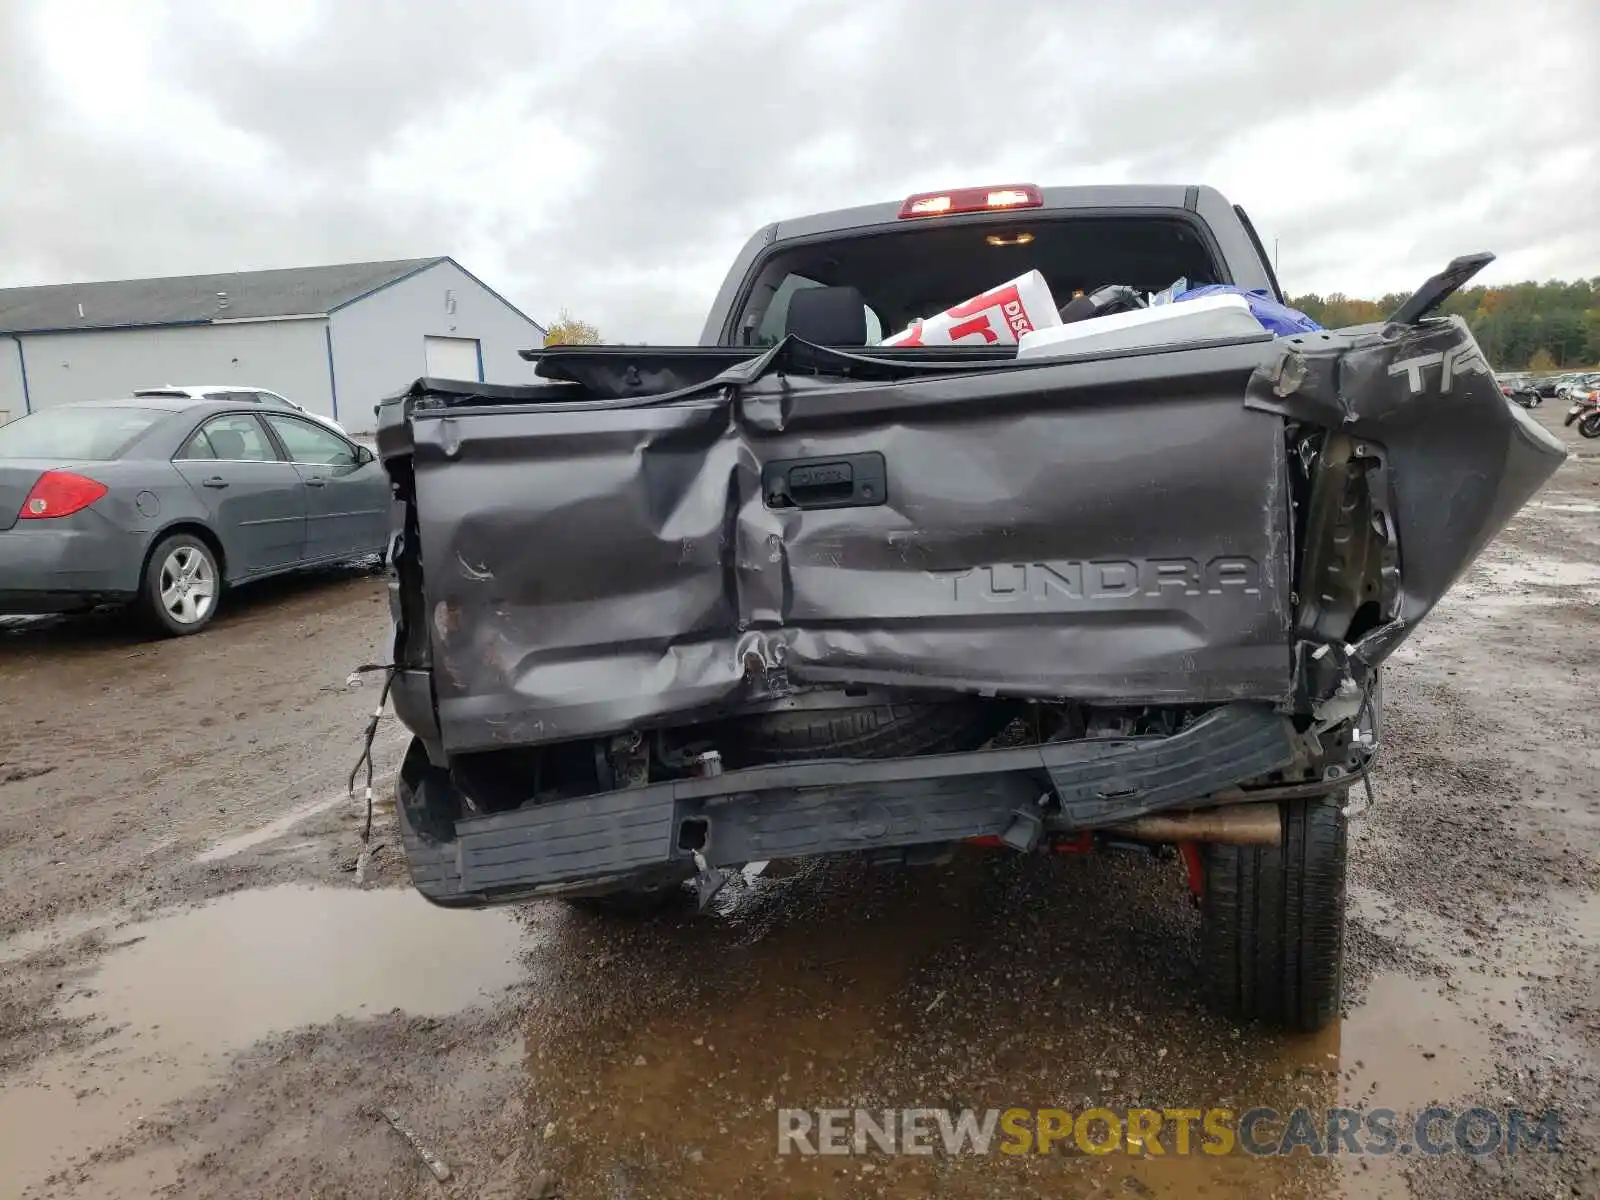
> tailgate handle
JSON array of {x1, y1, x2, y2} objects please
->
[{"x1": 763, "y1": 453, "x2": 887, "y2": 511}]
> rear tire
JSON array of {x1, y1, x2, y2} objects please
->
[
  {"x1": 137, "y1": 533, "x2": 221, "y2": 637},
  {"x1": 1199, "y1": 793, "x2": 1347, "y2": 1032}
]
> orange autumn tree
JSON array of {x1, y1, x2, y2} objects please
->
[{"x1": 543, "y1": 309, "x2": 602, "y2": 347}]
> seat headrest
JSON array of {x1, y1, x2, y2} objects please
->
[
  {"x1": 785, "y1": 285, "x2": 869, "y2": 346},
  {"x1": 209, "y1": 428, "x2": 246, "y2": 459}
]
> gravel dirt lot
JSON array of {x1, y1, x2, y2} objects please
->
[{"x1": 1, "y1": 406, "x2": 1596, "y2": 1200}]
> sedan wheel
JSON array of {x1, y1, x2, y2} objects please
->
[{"x1": 139, "y1": 534, "x2": 221, "y2": 636}]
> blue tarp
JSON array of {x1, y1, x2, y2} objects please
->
[{"x1": 1175, "y1": 284, "x2": 1324, "y2": 336}]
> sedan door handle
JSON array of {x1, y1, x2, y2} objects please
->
[
  {"x1": 202, "y1": 477, "x2": 229, "y2": 489},
  {"x1": 304, "y1": 478, "x2": 327, "y2": 488}
]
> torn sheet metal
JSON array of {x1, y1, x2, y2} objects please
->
[
  {"x1": 401, "y1": 339, "x2": 1294, "y2": 754},
  {"x1": 1246, "y1": 314, "x2": 1567, "y2": 668},
  {"x1": 382, "y1": 313, "x2": 1565, "y2": 759}
]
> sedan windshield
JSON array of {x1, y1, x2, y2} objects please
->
[{"x1": 0, "y1": 407, "x2": 166, "y2": 460}]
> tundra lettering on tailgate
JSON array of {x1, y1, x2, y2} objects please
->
[{"x1": 930, "y1": 558, "x2": 1261, "y2": 604}]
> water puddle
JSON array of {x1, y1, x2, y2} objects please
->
[
  {"x1": 1275, "y1": 971, "x2": 1498, "y2": 1200},
  {"x1": 1349, "y1": 885, "x2": 1593, "y2": 1037},
  {"x1": 1333, "y1": 973, "x2": 1489, "y2": 1111},
  {"x1": 1279, "y1": 883, "x2": 1600, "y2": 1199},
  {"x1": 0, "y1": 884, "x2": 531, "y2": 1194}
]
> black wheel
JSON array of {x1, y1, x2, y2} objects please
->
[
  {"x1": 137, "y1": 533, "x2": 221, "y2": 636},
  {"x1": 720, "y1": 695, "x2": 1015, "y2": 767},
  {"x1": 1199, "y1": 793, "x2": 1347, "y2": 1032},
  {"x1": 1579, "y1": 413, "x2": 1600, "y2": 440}
]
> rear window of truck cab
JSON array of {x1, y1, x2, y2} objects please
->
[{"x1": 734, "y1": 215, "x2": 1221, "y2": 347}]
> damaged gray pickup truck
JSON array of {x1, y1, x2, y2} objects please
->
[{"x1": 374, "y1": 183, "x2": 1566, "y2": 1032}]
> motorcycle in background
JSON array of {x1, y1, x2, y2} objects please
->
[{"x1": 1564, "y1": 388, "x2": 1600, "y2": 439}]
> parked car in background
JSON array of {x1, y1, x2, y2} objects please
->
[
  {"x1": 132, "y1": 385, "x2": 348, "y2": 437},
  {"x1": 1508, "y1": 375, "x2": 1544, "y2": 406},
  {"x1": 1555, "y1": 373, "x2": 1600, "y2": 401},
  {"x1": 0, "y1": 397, "x2": 389, "y2": 634}
]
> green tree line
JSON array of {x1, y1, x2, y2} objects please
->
[{"x1": 1288, "y1": 279, "x2": 1600, "y2": 372}]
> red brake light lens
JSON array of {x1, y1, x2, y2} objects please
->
[
  {"x1": 19, "y1": 470, "x2": 109, "y2": 519},
  {"x1": 898, "y1": 183, "x2": 1043, "y2": 219}
]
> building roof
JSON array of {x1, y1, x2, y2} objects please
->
[{"x1": 0, "y1": 258, "x2": 449, "y2": 334}]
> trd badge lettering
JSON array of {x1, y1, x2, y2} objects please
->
[{"x1": 1387, "y1": 342, "x2": 1491, "y2": 394}]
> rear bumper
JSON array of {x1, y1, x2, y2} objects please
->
[
  {"x1": 0, "y1": 525, "x2": 140, "y2": 614},
  {"x1": 397, "y1": 702, "x2": 1303, "y2": 907}
]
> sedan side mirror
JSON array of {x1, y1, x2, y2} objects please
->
[{"x1": 354, "y1": 444, "x2": 375, "y2": 465}]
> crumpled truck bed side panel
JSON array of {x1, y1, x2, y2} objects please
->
[
  {"x1": 409, "y1": 342, "x2": 1295, "y2": 753},
  {"x1": 1245, "y1": 315, "x2": 1569, "y2": 683}
]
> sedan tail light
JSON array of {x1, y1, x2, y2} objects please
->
[{"x1": 19, "y1": 470, "x2": 109, "y2": 519}]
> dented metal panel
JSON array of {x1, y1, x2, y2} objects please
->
[
  {"x1": 407, "y1": 340, "x2": 1295, "y2": 754},
  {"x1": 1246, "y1": 314, "x2": 1568, "y2": 678},
  {"x1": 382, "y1": 313, "x2": 1566, "y2": 762}
]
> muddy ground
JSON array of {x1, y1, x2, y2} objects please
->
[{"x1": 1, "y1": 406, "x2": 1596, "y2": 1200}]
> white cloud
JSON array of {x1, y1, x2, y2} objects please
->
[{"x1": 1, "y1": 0, "x2": 1595, "y2": 339}]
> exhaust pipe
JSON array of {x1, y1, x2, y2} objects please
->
[{"x1": 1107, "y1": 803, "x2": 1282, "y2": 845}]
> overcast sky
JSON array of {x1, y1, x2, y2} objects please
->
[{"x1": 2, "y1": 0, "x2": 1595, "y2": 342}]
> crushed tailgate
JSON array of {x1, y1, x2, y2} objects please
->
[{"x1": 407, "y1": 339, "x2": 1293, "y2": 754}]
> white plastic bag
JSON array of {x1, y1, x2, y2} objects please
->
[{"x1": 880, "y1": 270, "x2": 1061, "y2": 347}]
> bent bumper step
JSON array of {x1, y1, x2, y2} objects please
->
[{"x1": 399, "y1": 703, "x2": 1297, "y2": 906}]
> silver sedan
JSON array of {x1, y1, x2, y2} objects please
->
[{"x1": 0, "y1": 397, "x2": 391, "y2": 635}]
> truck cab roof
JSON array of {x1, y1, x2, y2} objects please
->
[{"x1": 699, "y1": 183, "x2": 1283, "y2": 346}]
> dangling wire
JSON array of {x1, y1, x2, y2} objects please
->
[{"x1": 346, "y1": 664, "x2": 397, "y2": 844}]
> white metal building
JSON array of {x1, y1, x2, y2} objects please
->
[{"x1": 0, "y1": 258, "x2": 546, "y2": 433}]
